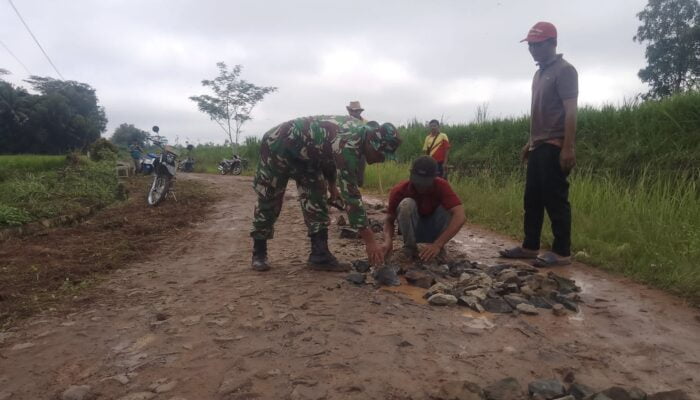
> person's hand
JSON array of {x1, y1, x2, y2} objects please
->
[
  {"x1": 328, "y1": 184, "x2": 341, "y2": 203},
  {"x1": 560, "y1": 146, "x2": 576, "y2": 173},
  {"x1": 520, "y1": 143, "x2": 530, "y2": 164},
  {"x1": 419, "y1": 243, "x2": 442, "y2": 262},
  {"x1": 366, "y1": 241, "x2": 385, "y2": 265}
]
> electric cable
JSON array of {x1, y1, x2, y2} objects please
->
[{"x1": 7, "y1": 0, "x2": 64, "y2": 79}]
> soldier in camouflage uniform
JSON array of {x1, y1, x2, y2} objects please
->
[{"x1": 251, "y1": 115, "x2": 400, "y2": 272}]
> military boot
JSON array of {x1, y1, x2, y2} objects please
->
[
  {"x1": 308, "y1": 230, "x2": 350, "y2": 272},
  {"x1": 251, "y1": 239, "x2": 270, "y2": 271}
]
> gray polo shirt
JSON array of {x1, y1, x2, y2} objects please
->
[{"x1": 530, "y1": 54, "x2": 578, "y2": 148}]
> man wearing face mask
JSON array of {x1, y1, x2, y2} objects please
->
[
  {"x1": 381, "y1": 156, "x2": 466, "y2": 262},
  {"x1": 499, "y1": 21, "x2": 578, "y2": 267}
]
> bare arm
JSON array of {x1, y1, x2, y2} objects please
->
[
  {"x1": 560, "y1": 98, "x2": 578, "y2": 173},
  {"x1": 359, "y1": 226, "x2": 384, "y2": 265},
  {"x1": 381, "y1": 213, "x2": 397, "y2": 256},
  {"x1": 419, "y1": 205, "x2": 467, "y2": 262}
]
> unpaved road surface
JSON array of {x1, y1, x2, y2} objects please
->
[{"x1": 1, "y1": 173, "x2": 699, "y2": 399}]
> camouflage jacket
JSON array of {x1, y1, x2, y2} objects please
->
[{"x1": 262, "y1": 115, "x2": 371, "y2": 229}]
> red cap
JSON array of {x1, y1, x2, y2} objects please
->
[{"x1": 520, "y1": 21, "x2": 557, "y2": 43}]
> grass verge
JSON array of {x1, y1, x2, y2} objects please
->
[{"x1": 0, "y1": 157, "x2": 123, "y2": 227}]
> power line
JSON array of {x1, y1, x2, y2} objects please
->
[
  {"x1": 7, "y1": 0, "x2": 64, "y2": 79},
  {"x1": 0, "y1": 38, "x2": 32, "y2": 75}
]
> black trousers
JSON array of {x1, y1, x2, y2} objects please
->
[{"x1": 522, "y1": 143, "x2": 571, "y2": 256}]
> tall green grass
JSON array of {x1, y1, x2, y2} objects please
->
[
  {"x1": 364, "y1": 163, "x2": 700, "y2": 301},
  {"x1": 0, "y1": 159, "x2": 122, "y2": 227},
  {"x1": 395, "y1": 91, "x2": 700, "y2": 174},
  {"x1": 0, "y1": 155, "x2": 66, "y2": 181}
]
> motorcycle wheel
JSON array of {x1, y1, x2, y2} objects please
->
[
  {"x1": 219, "y1": 167, "x2": 227, "y2": 175},
  {"x1": 147, "y1": 174, "x2": 171, "y2": 206},
  {"x1": 232, "y1": 164, "x2": 243, "y2": 175}
]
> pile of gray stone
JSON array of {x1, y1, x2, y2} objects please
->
[
  {"x1": 347, "y1": 257, "x2": 583, "y2": 316},
  {"x1": 422, "y1": 259, "x2": 582, "y2": 315},
  {"x1": 432, "y1": 376, "x2": 689, "y2": 400}
]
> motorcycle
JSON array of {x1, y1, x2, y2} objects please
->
[
  {"x1": 218, "y1": 155, "x2": 247, "y2": 175},
  {"x1": 178, "y1": 144, "x2": 195, "y2": 173},
  {"x1": 146, "y1": 125, "x2": 179, "y2": 206},
  {"x1": 178, "y1": 157, "x2": 195, "y2": 172},
  {"x1": 140, "y1": 152, "x2": 158, "y2": 175}
]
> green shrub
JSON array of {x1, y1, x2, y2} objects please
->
[{"x1": 0, "y1": 204, "x2": 31, "y2": 226}]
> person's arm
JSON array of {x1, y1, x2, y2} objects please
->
[
  {"x1": 521, "y1": 140, "x2": 530, "y2": 164},
  {"x1": 334, "y1": 144, "x2": 384, "y2": 265},
  {"x1": 559, "y1": 98, "x2": 577, "y2": 173},
  {"x1": 443, "y1": 147, "x2": 449, "y2": 169},
  {"x1": 419, "y1": 205, "x2": 467, "y2": 262},
  {"x1": 322, "y1": 162, "x2": 341, "y2": 203},
  {"x1": 381, "y1": 212, "x2": 396, "y2": 256},
  {"x1": 359, "y1": 226, "x2": 384, "y2": 265}
]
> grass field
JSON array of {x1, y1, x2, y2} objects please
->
[
  {"x1": 0, "y1": 155, "x2": 122, "y2": 227},
  {"x1": 393, "y1": 91, "x2": 700, "y2": 174},
  {"x1": 0, "y1": 155, "x2": 67, "y2": 181}
]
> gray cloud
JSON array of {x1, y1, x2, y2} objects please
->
[{"x1": 1, "y1": 0, "x2": 649, "y2": 144}]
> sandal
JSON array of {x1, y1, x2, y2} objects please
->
[
  {"x1": 499, "y1": 246, "x2": 538, "y2": 259},
  {"x1": 532, "y1": 251, "x2": 571, "y2": 268}
]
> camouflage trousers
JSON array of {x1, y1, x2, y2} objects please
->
[{"x1": 251, "y1": 155, "x2": 330, "y2": 240}]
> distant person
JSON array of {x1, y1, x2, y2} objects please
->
[
  {"x1": 382, "y1": 156, "x2": 466, "y2": 263},
  {"x1": 346, "y1": 101, "x2": 368, "y2": 188},
  {"x1": 423, "y1": 120, "x2": 450, "y2": 178},
  {"x1": 346, "y1": 101, "x2": 366, "y2": 121},
  {"x1": 499, "y1": 21, "x2": 578, "y2": 267},
  {"x1": 129, "y1": 142, "x2": 143, "y2": 173},
  {"x1": 250, "y1": 115, "x2": 401, "y2": 272}
]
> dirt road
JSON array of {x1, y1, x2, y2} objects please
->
[{"x1": 1, "y1": 174, "x2": 698, "y2": 399}]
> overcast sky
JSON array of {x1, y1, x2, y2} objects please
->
[{"x1": 1, "y1": 0, "x2": 650, "y2": 144}]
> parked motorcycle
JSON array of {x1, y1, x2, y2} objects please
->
[
  {"x1": 218, "y1": 155, "x2": 247, "y2": 175},
  {"x1": 178, "y1": 157, "x2": 195, "y2": 172},
  {"x1": 140, "y1": 152, "x2": 158, "y2": 175},
  {"x1": 146, "y1": 126, "x2": 179, "y2": 206},
  {"x1": 178, "y1": 144, "x2": 195, "y2": 173}
]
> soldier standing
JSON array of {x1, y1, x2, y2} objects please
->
[{"x1": 250, "y1": 115, "x2": 401, "y2": 272}]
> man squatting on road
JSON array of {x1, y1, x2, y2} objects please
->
[
  {"x1": 382, "y1": 156, "x2": 466, "y2": 263},
  {"x1": 250, "y1": 115, "x2": 401, "y2": 272}
]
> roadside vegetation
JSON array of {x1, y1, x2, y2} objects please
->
[
  {"x1": 365, "y1": 92, "x2": 700, "y2": 302},
  {"x1": 0, "y1": 155, "x2": 123, "y2": 227}
]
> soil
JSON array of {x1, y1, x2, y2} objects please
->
[
  {"x1": 0, "y1": 176, "x2": 217, "y2": 327},
  {"x1": 0, "y1": 173, "x2": 698, "y2": 399}
]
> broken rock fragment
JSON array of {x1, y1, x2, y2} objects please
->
[
  {"x1": 428, "y1": 293, "x2": 458, "y2": 306},
  {"x1": 404, "y1": 269, "x2": 435, "y2": 288},
  {"x1": 527, "y1": 379, "x2": 565, "y2": 399}
]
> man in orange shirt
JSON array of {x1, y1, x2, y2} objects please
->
[{"x1": 423, "y1": 119, "x2": 450, "y2": 178}]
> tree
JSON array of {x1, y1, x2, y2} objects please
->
[
  {"x1": 0, "y1": 76, "x2": 107, "y2": 154},
  {"x1": 110, "y1": 123, "x2": 148, "y2": 148},
  {"x1": 25, "y1": 76, "x2": 108, "y2": 153},
  {"x1": 190, "y1": 62, "x2": 277, "y2": 154},
  {"x1": 634, "y1": 0, "x2": 700, "y2": 99},
  {"x1": 0, "y1": 81, "x2": 33, "y2": 152}
]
